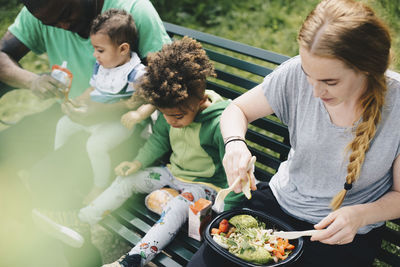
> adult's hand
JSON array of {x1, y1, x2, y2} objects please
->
[
  {"x1": 311, "y1": 205, "x2": 364, "y2": 245},
  {"x1": 222, "y1": 140, "x2": 256, "y2": 193},
  {"x1": 30, "y1": 73, "x2": 66, "y2": 99},
  {"x1": 115, "y1": 160, "x2": 142, "y2": 176},
  {"x1": 1, "y1": 31, "x2": 64, "y2": 98}
]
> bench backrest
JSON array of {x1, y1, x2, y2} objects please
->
[
  {"x1": 163, "y1": 22, "x2": 400, "y2": 267},
  {"x1": 163, "y1": 22, "x2": 291, "y2": 182}
]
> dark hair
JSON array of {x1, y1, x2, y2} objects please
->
[
  {"x1": 20, "y1": 0, "x2": 48, "y2": 13},
  {"x1": 136, "y1": 36, "x2": 216, "y2": 110},
  {"x1": 298, "y1": 0, "x2": 391, "y2": 210},
  {"x1": 90, "y1": 9, "x2": 137, "y2": 52}
]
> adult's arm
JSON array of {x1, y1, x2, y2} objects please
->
[
  {"x1": 0, "y1": 31, "x2": 36, "y2": 90},
  {"x1": 312, "y1": 155, "x2": 400, "y2": 245},
  {"x1": 0, "y1": 31, "x2": 64, "y2": 98},
  {"x1": 220, "y1": 84, "x2": 275, "y2": 192}
]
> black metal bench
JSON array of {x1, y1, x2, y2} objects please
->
[{"x1": 100, "y1": 22, "x2": 400, "y2": 267}]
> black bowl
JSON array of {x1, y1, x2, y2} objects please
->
[{"x1": 204, "y1": 208, "x2": 304, "y2": 267}]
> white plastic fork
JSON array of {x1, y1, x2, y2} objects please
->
[
  {"x1": 212, "y1": 156, "x2": 256, "y2": 213},
  {"x1": 273, "y1": 229, "x2": 320, "y2": 240}
]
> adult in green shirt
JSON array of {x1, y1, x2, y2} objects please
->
[
  {"x1": 0, "y1": 1, "x2": 170, "y2": 266},
  {"x1": 0, "y1": 0, "x2": 171, "y2": 196},
  {"x1": 0, "y1": 0, "x2": 171, "y2": 99}
]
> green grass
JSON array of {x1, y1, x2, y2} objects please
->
[
  {"x1": 1, "y1": 0, "x2": 398, "y2": 76},
  {"x1": 154, "y1": 0, "x2": 400, "y2": 71}
]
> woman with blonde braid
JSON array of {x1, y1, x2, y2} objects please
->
[{"x1": 188, "y1": 0, "x2": 400, "y2": 266}]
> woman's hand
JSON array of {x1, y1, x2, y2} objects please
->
[
  {"x1": 222, "y1": 140, "x2": 257, "y2": 193},
  {"x1": 115, "y1": 160, "x2": 142, "y2": 176},
  {"x1": 311, "y1": 205, "x2": 364, "y2": 245}
]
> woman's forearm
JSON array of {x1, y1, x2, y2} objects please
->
[
  {"x1": 355, "y1": 190, "x2": 400, "y2": 227},
  {"x1": 357, "y1": 156, "x2": 400, "y2": 227},
  {"x1": 220, "y1": 102, "x2": 248, "y2": 140},
  {"x1": 220, "y1": 84, "x2": 275, "y2": 140}
]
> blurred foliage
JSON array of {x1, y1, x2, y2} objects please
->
[
  {"x1": 0, "y1": 0, "x2": 21, "y2": 36},
  {"x1": 1, "y1": 0, "x2": 399, "y2": 71},
  {"x1": 151, "y1": 0, "x2": 240, "y2": 26},
  {"x1": 152, "y1": 0, "x2": 399, "y2": 71},
  {"x1": 366, "y1": 0, "x2": 400, "y2": 70}
]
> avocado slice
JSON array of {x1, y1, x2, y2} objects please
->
[
  {"x1": 233, "y1": 246, "x2": 273, "y2": 264},
  {"x1": 228, "y1": 214, "x2": 258, "y2": 229}
]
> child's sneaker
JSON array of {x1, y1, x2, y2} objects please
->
[
  {"x1": 102, "y1": 253, "x2": 142, "y2": 267},
  {"x1": 31, "y1": 208, "x2": 89, "y2": 248}
]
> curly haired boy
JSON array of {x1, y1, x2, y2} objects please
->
[{"x1": 33, "y1": 36, "x2": 244, "y2": 267}]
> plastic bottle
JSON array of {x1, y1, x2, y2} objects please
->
[{"x1": 51, "y1": 61, "x2": 73, "y2": 99}]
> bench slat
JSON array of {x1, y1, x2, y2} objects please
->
[
  {"x1": 381, "y1": 226, "x2": 400, "y2": 246},
  {"x1": 248, "y1": 148, "x2": 282, "y2": 171},
  {"x1": 114, "y1": 208, "x2": 152, "y2": 233},
  {"x1": 163, "y1": 22, "x2": 290, "y2": 64},
  {"x1": 205, "y1": 48, "x2": 273, "y2": 77},
  {"x1": 246, "y1": 129, "x2": 291, "y2": 156},
  {"x1": 375, "y1": 248, "x2": 400, "y2": 267},
  {"x1": 206, "y1": 80, "x2": 241, "y2": 100},
  {"x1": 255, "y1": 168, "x2": 273, "y2": 182},
  {"x1": 100, "y1": 215, "x2": 142, "y2": 245},
  {"x1": 214, "y1": 69, "x2": 259, "y2": 90}
]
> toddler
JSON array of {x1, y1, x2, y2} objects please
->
[{"x1": 54, "y1": 9, "x2": 155, "y2": 204}]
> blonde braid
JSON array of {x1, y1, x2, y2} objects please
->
[{"x1": 330, "y1": 76, "x2": 387, "y2": 210}]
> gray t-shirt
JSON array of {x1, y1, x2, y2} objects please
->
[{"x1": 262, "y1": 56, "x2": 400, "y2": 234}]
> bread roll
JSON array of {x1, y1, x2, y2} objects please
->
[{"x1": 145, "y1": 188, "x2": 179, "y2": 215}]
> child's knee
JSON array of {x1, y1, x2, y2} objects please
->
[
  {"x1": 161, "y1": 196, "x2": 191, "y2": 222},
  {"x1": 180, "y1": 191, "x2": 194, "y2": 202},
  {"x1": 86, "y1": 137, "x2": 106, "y2": 155},
  {"x1": 109, "y1": 176, "x2": 135, "y2": 197}
]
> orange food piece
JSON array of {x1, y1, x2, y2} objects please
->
[
  {"x1": 211, "y1": 228, "x2": 222, "y2": 235},
  {"x1": 273, "y1": 250, "x2": 286, "y2": 260},
  {"x1": 286, "y1": 244, "x2": 295, "y2": 250},
  {"x1": 219, "y1": 219, "x2": 229, "y2": 233}
]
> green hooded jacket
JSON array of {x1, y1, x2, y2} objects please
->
[{"x1": 135, "y1": 90, "x2": 244, "y2": 210}]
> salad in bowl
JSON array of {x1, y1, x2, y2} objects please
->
[{"x1": 204, "y1": 209, "x2": 303, "y2": 267}]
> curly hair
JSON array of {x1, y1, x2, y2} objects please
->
[
  {"x1": 136, "y1": 36, "x2": 216, "y2": 110},
  {"x1": 298, "y1": 0, "x2": 391, "y2": 210},
  {"x1": 90, "y1": 9, "x2": 137, "y2": 52}
]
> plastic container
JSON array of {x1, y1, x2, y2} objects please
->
[
  {"x1": 204, "y1": 208, "x2": 304, "y2": 267},
  {"x1": 51, "y1": 61, "x2": 73, "y2": 99}
]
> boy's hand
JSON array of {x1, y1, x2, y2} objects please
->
[
  {"x1": 115, "y1": 160, "x2": 142, "y2": 176},
  {"x1": 121, "y1": 111, "x2": 143, "y2": 129}
]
